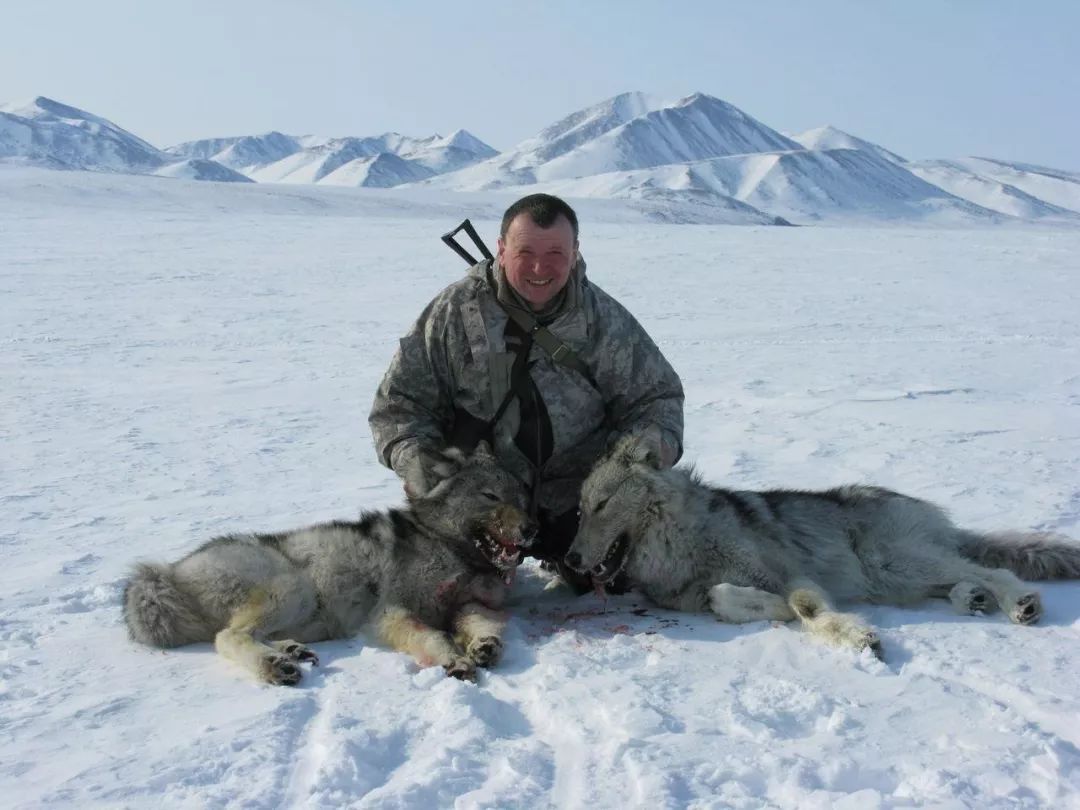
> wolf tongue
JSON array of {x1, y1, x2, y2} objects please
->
[{"x1": 592, "y1": 577, "x2": 608, "y2": 601}]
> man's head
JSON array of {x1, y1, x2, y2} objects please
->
[{"x1": 497, "y1": 194, "x2": 579, "y2": 311}]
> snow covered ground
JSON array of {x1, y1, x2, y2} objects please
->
[{"x1": 3, "y1": 168, "x2": 1080, "y2": 809}]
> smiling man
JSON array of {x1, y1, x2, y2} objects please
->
[{"x1": 369, "y1": 194, "x2": 684, "y2": 590}]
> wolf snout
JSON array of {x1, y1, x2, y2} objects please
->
[{"x1": 563, "y1": 550, "x2": 584, "y2": 572}]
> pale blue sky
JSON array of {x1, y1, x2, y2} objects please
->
[{"x1": 3, "y1": 0, "x2": 1077, "y2": 168}]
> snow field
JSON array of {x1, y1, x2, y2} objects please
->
[{"x1": 2, "y1": 172, "x2": 1080, "y2": 808}]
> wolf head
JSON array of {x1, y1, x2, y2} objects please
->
[
  {"x1": 564, "y1": 431, "x2": 665, "y2": 583},
  {"x1": 410, "y1": 441, "x2": 537, "y2": 572}
]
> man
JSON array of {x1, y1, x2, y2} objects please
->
[{"x1": 369, "y1": 193, "x2": 684, "y2": 586}]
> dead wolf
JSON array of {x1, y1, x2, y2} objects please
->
[
  {"x1": 124, "y1": 443, "x2": 535, "y2": 684},
  {"x1": 565, "y1": 433, "x2": 1080, "y2": 657}
]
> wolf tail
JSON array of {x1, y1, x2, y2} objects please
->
[
  {"x1": 123, "y1": 562, "x2": 208, "y2": 648},
  {"x1": 958, "y1": 530, "x2": 1080, "y2": 581}
]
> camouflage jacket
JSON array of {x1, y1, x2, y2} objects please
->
[{"x1": 369, "y1": 257, "x2": 684, "y2": 516}]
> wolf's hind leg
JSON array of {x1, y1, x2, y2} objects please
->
[
  {"x1": 377, "y1": 606, "x2": 476, "y2": 680},
  {"x1": 214, "y1": 595, "x2": 303, "y2": 686},
  {"x1": 709, "y1": 583, "x2": 796, "y2": 623},
  {"x1": 453, "y1": 603, "x2": 507, "y2": 668},
  {"x1": 786, "y1": 579, "x2": 882, "y2": 658},
  {"x1": 214, "y1": 577, "x2": 318, "y2": 685}
]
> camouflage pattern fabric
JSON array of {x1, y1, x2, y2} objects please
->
[{"x1": 369, "y1": 257, "x2": 684, "y2": 516}]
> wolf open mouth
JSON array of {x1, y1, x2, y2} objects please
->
[
  {"x1": 473, "y1": 529, "x2": 530, "y2": 572},
  {"x1": 590, "y1": 531, "x2": 631, "y2": 583}
]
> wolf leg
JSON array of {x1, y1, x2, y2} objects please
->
[
  {"x1": 453, "y1": 603, "x2": 507, "y2": 668},
  {"x1": 709, "y1": 583, "x2": 796, "y2": 623},
  {"x1": 214, "y1": 577, "x2": 318, "y2": 685},
  {"x1": 786, "y1": 579, "x2": 882, "y2": 657},
  {"x1": 214, "y1": 591, "x2": 307, "y2": 686},
  {"x1": 377, "y1": 606, "x2": 476, "y2": 680}
]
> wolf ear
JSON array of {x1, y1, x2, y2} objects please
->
[
  {"x1": 431, "y1": 447, "x2": 467, "y2": 481},
  {"x1": 613, "y1": 428, "x2": 664, "y2": 470},
  {"x1": 472, "y1": 440, "x2": 496, "y2": 461}
]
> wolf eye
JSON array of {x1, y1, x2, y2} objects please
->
[
  {"x1": 481, "y1": 492, "x2": 500, "y2": 502},
  {"x1": 594, "y1": 498, "x2": 609, "y2": 513}
]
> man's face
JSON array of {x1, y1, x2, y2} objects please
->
[{"x1": 497, "y1": 213, "x2": 577, "y2": 311}]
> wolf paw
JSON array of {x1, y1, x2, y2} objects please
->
[
  {"x1": 1009, "y1": 593, "x2": 1042, "y2": 625},
  {"x1": 861, "y1": 630, "x2": 884, "y2": 660},
  {"x1": 273, "y1": 640, "x2": 319, "y2": 665},
  {"x1": 444, "y1": 656, "x2": 477, "y2": 682},
  {"x1": 817, "y1": 613, "x2": 883, "y2": 659},
  {"x1": 260, "y1": 653, "x2": 303, "y2": 686},
  {"x1": 949, "y1": 582, "x2": 997, "y2": 615},
  {"x1": 466, "y1": 636, "x2": 502, "y2": 668}
]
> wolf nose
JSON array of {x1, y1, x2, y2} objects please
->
[
  {"x1": 522, "y1": 521, "x2": 539, "y2": 546},
  {"x1": 564, "y1": 550, "x2": 583, "y2": 571}
]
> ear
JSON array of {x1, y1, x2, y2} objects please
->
[
  {"x1": 431, "y1": 447, "x2": 466, "y2": 481},
  {"x1": 472, "y1": 440, "x2": 496, "y2": 461},
  {"x1": 614, "y1": 429, "x2": 663, "y2": 470}
]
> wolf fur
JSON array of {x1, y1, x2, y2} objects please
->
[
  {"x1": 124, "y1": 443, "x2": 535, "y2": 684},
  {"x1": 565, "y1": 434, "x2": 1080, "y2": 657}
]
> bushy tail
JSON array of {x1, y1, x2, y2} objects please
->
[
  {"x1": 123, "y1": 562, "x2": 209, "y2": 648},
  {"x1": 958, "y1": 530, "x2": 1080, "y2": 581}
]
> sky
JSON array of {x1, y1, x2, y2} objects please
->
[{"x1": 2, "y1": 0, "x2": 1077, "y2": 169}]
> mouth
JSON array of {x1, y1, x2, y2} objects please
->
[
  {"x1": 589, "y1": 531, "x2": 631, "y2": 583},
  {"x1": 473, "y1": 530, "x2": 528, "y2": 572},
  {"x1": 526, "y1": 279, "x2": 553, "y2": 288}
]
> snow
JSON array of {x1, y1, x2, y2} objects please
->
[{"x1": 3, "y1": 167, "x2": 1080, "y2": 808}]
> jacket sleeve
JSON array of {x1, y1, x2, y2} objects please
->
[
  {"x1": 368, "y1": 296, "x2": 457, "y2": 488},
  {"x1": 592, "y1": 293, "x2": 685, "y2": 465}
]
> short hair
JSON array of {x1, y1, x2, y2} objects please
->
[{"x1": 500, "y1": 193, "x2": 579, "y2": 242}]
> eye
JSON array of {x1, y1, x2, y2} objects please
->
[
  {"x1": 481, "y1": 492, "x2": 500, "y2": 502},
  {"x1": 594, "y1": 498, "x2": 609, "y2": 513}
]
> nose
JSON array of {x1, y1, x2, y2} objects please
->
[
  {"x1": 522, "y1": 520, "x2": 539, "y2": 546},
  {"x1": 564, "y1": 550, "x2": 583, "y2": 571}
]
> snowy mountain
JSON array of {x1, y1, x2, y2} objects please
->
[
  {"x1": 791, "y1": 124, "x2": 907, "y2": 165},
  {"x1": 166, "y1": 131, "x2": 303, "y2": 170},
  {"x1": 0, "y1": 96, "x2": 166, "y2": 172},
  {"x1": 155, "y1": 158, "x2": 254, "y2": 183},
  {"x1": 425, "y1": 91, "x2": 803, "y2": 190},
  {"x1": 170, "y1": 128, "x2": 496, "y2": 187},
  {"x1": 3, "y1": 92, "x2": 1077, "y2": 225},
  {"x1": 908, "y1": 159, "x2": 1080, "y2": 222},
  {"x1": 909, "y1": 157, "x2": 1080, "y2": 219},
  {"x1": 536, "y1": 147, "x2": 1003, "y2": 225}
]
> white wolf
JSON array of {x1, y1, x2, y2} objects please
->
[
  {"x1": 564, "y1": 434, "x2": 1080, "y2": 656},
  {"x1": 124, "y1": 443, "x2": 535, "y2": 684}
]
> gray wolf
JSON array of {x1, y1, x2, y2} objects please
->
[
  {"x1": 564, "y1": 433, "x2": 1080, "y2": 657},
  {"x1": 124, "y1": 443, "x2": 535, "y2": 684}
]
